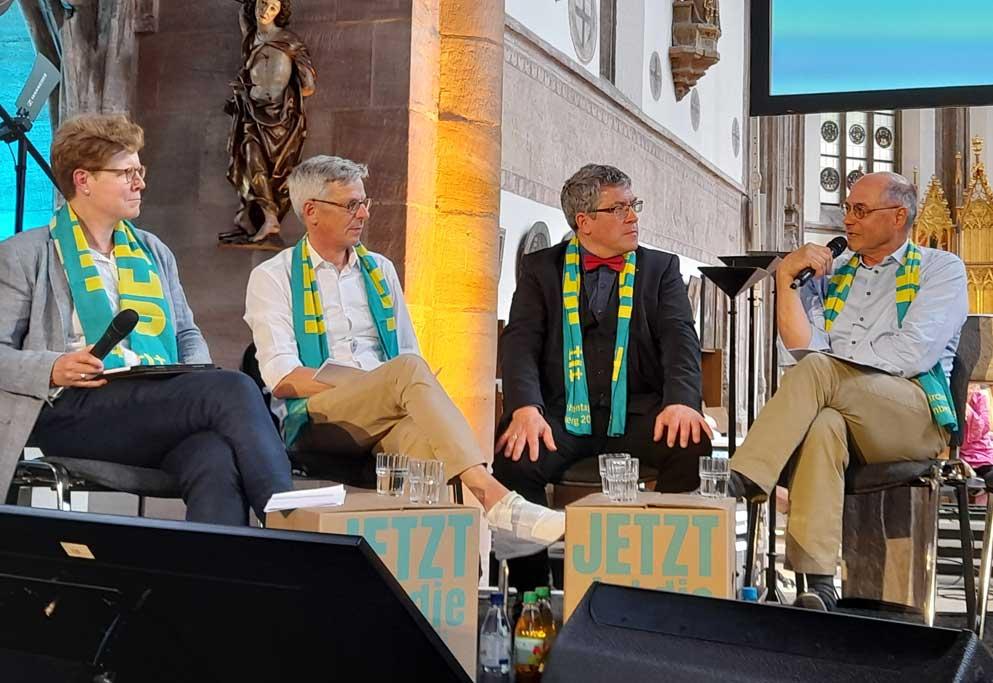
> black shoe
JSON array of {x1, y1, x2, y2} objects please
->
[
  {"x1": 727, "y1": 471, "x2": 767, "y2": 502},
  {"x1": 794, "y1": 585, "x2": 838, "y2": 612}
]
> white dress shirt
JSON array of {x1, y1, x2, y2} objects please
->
[
  {"x1": 244, "y1": 239, "x2": 420, "y2": 395},
  {"x1": 67, "y1": 249, "x2": 142, "y2": 367}
]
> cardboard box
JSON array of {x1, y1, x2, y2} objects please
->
[
  {"x1": 564, "y1": 492, "x2": 736, "y2": 621},
  {"x1": 267, "y1": 489, "x2": 479, "y2": 676}
]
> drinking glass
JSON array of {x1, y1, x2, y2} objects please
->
[
  {"x1": 598, "y1": 453, "x2": 631, "y2": 498},
  {"x1": 698, "y1": 456, "x2": 730, "y2": 498},
  {"x1": 606, "y1": 457, "x2": 639, "y2": 503},
  {"x1": 421, "y1": 460, "x2": 445, "y2": 505},
  {"x1": 375, "y1": 452, "x2": 409, "y2": 496}
]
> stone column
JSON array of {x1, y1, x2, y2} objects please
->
[{"x1": 405, "y1": 0, "x2": 504, "y2": 456}]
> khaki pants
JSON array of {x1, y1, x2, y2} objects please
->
[
  {"x1": 730, "y1": 353, "x2": 947, "y2": 575},
  {"x1": 305, "y1": 354, "x2": 485, "y2": 478}
]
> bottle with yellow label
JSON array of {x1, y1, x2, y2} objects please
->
[
  {"x1": 535, "y1": 586, "x2": 558, "y2": 668},
  {"x1": 513, "y1": 591, "x2": 547, "y2": 682}
]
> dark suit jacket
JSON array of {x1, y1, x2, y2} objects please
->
[{"x1": 502, "y1": 242, "x2": 703, "y2": 421}]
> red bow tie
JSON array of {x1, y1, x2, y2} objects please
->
[{"x1": 582, "y1": 254, "x2": 625, "y2": 272}]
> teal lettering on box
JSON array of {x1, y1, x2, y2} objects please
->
[
  {"x1": 448, "y1": 513, "x2": 474, "y2": 579},
  {"x1": 692, "y1": 514, "x2": 718, "y2": 577},
  {"x1": 605, "y1": 513, "x2": 631, "y2": 575},
  {"x1": 418, "y1": 514, "x2": 445, "y2": 580},
  {"x1": 572, "y1": 512, "x2": 602, "y2": 573},
  {"x1": 391, "y1": 516, "x2": 418, "y2": 580},
  {"x1": 346, "y1": 516, "x2": 389, "y2": 555},
  {"x1": 446, "y1": 588, "x2": 466, "y2": 626},
  {"x1": 633, "y1": 514, "x2": 660, "y2": 575},
  {"x1": 662, "y1": 514, "x2": 688, "y2": 576}
]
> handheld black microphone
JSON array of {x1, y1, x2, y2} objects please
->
[
  {"x1": 790, "y1": 236, "x2": 848, "y2": 290},
  {"x1": 50, "y1": 309, "x2": 139, "y2": 401},
  {"x1": 90, "y1": 308, "x2": 140, "y2": 359}
]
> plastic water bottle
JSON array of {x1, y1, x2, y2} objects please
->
[
  {"x1": 479, "y1": 593, "x2": 511, "y2": 678},
  {"x1": 741, "y1": 586, "x2": 759, "y2": 602}
]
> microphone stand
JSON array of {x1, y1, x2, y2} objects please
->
[{"x1": 0, "y1": 103, "x2": 58, "y2": 234}]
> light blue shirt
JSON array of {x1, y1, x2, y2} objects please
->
[{"x1": 782, "y1": 240, "x2": 968, "y2": 380}]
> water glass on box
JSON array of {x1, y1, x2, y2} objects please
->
[
  {"x1": 698, "y1": 456, "x2": 730, "y2": 497},
  {"x1": 409, "y1": 459, "x2": 445, "y2": 504},
  {"x1": 375, "y1": 452, "x2": 409, "y2": 496},
  {"x1": 606, "y1": 457, "x2": 639, "y2": 503},
  {"x1": 598, "y1": 453, "x2": 630, "y2": 498}
]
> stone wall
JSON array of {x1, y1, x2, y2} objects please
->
[{"x1": 500, "y1": 20, "x2": 745, "y2": 266}]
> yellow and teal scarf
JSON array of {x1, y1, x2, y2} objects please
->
[
  {"x1": 284, "y1": 238, "x2": 399, "y2": 445},
  {"x1": 562, "y1": 237, "x2": 636, "y2": 436},
  {"x1": 50, "y1": 204, "x2": 177, "y2": 369},
  {"x1": 824, "y1": 242, "x2": 956, "y2": 431}
]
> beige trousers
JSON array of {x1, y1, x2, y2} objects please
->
[
  {"x1": 305, "y1": 354, "x2": 485, "y2": 478},
  {"x1": 730, "y1": 353, "x2": 948, "y2": 575}
]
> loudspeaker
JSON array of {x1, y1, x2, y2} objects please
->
[{"x1": 544, "y1": 583, "x2": 993, "y2": 682}]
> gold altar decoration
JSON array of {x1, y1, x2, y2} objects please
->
[
  {"x1": 913, "y1": 176, "x2": 956, "y2": 252},
  {"x1": 959, "y1": 138, "x2": 993, "y2": 313},
  {"x1": 910, "y1": 137, "x2": 993, "y2": 313},
  {"x1": 669, "y1": 0, "x2": 721, "y2": 101}
]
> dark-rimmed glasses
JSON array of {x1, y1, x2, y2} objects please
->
[
  {"x1": 309, "y1": 197, "x2": 373, "y2": 215},
  {"x1": 588, "y1": 199, "x2": 644, "y2": 220}
]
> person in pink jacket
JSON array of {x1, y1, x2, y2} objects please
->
[{"x1": 961, "y1": 385, "x2": 993, "y2": 479}]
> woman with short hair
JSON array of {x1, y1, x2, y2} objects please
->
[{"x1": 0, "y1": 113, "x2": 292, "y2": 525}]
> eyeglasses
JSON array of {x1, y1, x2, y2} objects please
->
[
  {"x1": 309, "y1": 197, "x2": 373, "y2": 215},
  {"x1": 842, "y1": 202, "x2": 901, "y2": 220},
  {"x1": 89, "y1": 166, "x2": 147, "y2": 183},
  {"x1": 588, "y1": 199, "x2": 644, "y2": 220}
]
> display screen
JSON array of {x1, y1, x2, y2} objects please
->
[{"x1": 752, "y1": 1, "x2": 993, "y2": 115}]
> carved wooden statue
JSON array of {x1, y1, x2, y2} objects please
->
[{"x1": 220, "y1": 0, "x2": 316, "y2": 247}]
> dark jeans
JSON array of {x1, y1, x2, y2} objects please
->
[
  {"x1": 28, "y1": 369, "x2": 293, "y2": 526},
  {"x1": 492, "y1": 407, "x2": 711, "y2": 592}
]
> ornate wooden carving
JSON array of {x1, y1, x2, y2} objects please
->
[
  {"x1": 669, "y1": 0, "x2": 721, "y2": 101},
  {"x1": 960, "y1": 138, "x2": 993, "y2": 313},
  {"x1": 913, "y1": 176, "x2": 956, "y2": 253}
]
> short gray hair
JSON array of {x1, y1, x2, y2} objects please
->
[
  {"x1": 560, "y1": 163, "x2": 632, "y2": 231},
  {"x1": 288, "y1": 155, "x2": 369, "y2": 220},
  {"x1": 878, "y1": 171, "x2": 918, "y2": 230}
]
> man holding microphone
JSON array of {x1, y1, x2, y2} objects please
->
[{"x1": 727, "y1": 172, "x2": 968, "y2": 610}]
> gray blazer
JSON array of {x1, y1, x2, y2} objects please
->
[{"x1": 0, "y1": 226, "x2": 211, "y2": 493}]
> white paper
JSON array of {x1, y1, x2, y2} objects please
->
[
  {"x1": 313, "y1": 358, "x2": 367, "y2": 385},
  {"x1": 264, "y1": 484, "x2": 346, "y2": 513}
]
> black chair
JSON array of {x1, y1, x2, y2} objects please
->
[
  {"x1": 8, "y1": 454, "x2": 180, "y2": 515},
  {"x1": 240, "y1": 344, "x2": 464, "y2": 503},
  {"x1": 743, "y1": 314, "x2": 982, "y2": 628}
]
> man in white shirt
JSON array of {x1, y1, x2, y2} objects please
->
[{"x1": 245, "y1": 155, "x2": 564, "y2": 548}]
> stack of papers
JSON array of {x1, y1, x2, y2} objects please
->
[{"x1": 264, "y1": 485, "x2": 346, "y2": 513}]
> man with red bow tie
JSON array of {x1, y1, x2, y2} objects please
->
[{"x1": 494, "y1": 163, "x2": 712, "y2": 591}]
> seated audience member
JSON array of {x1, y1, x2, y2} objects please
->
[
  {"x1": 961, "y1": 384, "x2": 993, "y2": 479},
  {"x1": 493, "y1": 163, "x2": 713, "y2": 591},
  {"x1": 728, "y1": 171, "x2": 968, "y2": 610},
  {"x1": 243, "y1": 155, "x2": 564, "y2": 548},
  {"x1": 0, "y1": 114, "x2": 293, "y2": 525}
]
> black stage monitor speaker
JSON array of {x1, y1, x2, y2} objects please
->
[
  {"x1": 545, "y1": 583, "x2": 993, "y2": 682},
  {"x1": 0, "y1": 505, "x2": 470, "y2": 683}
]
